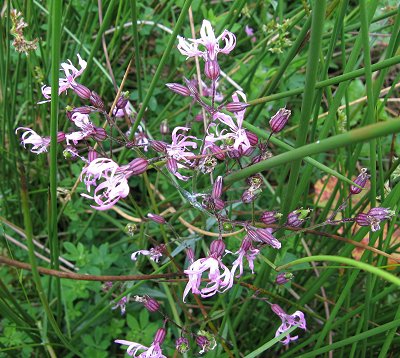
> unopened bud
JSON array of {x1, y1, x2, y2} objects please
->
[
  {"x1": 166, "y1": 157, "x2": 178, "y2": 174},
  {"x1": 72, "y1": 83, "x2": 91, "y2": 100},
  {"x1": 213, "y1": 198, "x2": 225, "y2": 211},
  {"x1": 128, "y1": 158, "x2": 148, "y2": 175},
  {"x1": 147, "y1": 213, "x2": 166, "y2": 224},
  {"x1": 184, "y1": 78, "x2": 199, "y2": 97},
  {"x1": 116, "y1": 92, "x2": 129, "y2": 110},
  {"x1": 166, "y1": 83, "x2": 191, "y2": 96},
  {"x1": 57, "y1": 132, "x2": 65, "y2": 143},
  {"x1": 226, "y1": 102, "x2": 249, "y2": 113},
  {"x1": 88, "y1": 147, "x2": 98, "y2": 162},
  {"x1": 212, "y1": 176, "x2": 223, "y2": 199},
  {"x1": 144, "y1": 296, "x2": 160, "y2": 312},
  {"x1": 260, "y1": 211, "x2": 282, "y2": 225},
  {"x1": 154, "y1": 328, "x2": 166, "y2": 344},
  {"x1": 160, "y1": 120, "x2": 169, "y2": 135},
  {"x1": 245, "y1": 130, "x2": 258, "y2": 146},
  {"x1": 367, "y1": 207, "x2": 394, "y2": 221},
  {"x1": 71, "y1": 106, "x2": 92, "y2": 115},
  {"x1": 210, "y1": 144, "x2": 225, "y2": 160},
  {"x1": 269, "y1": 108, "x2": 291, "y2": 133},
  {"x1": 287, "y1": 208, "x2": 311, "y2": 227},
  {"x1": 92, "y1": 127, "x2": 107, "y2": 141},
  {"x1": 240, "y1": 236, "x2": 252, "y2": 251},
  {"x1": 355, "y1": 213, "x2": 370, "y2": 227},
  {"x1": 210, "y1": 239, "x2": 225, "y2": 257},
  {"x1": 350, "y1": 168, "x2": 370, "y2": 194},
  {"x1": 151, "y1": 140, "x2": 167, "y2": 153},
  {"x1": 242, "y1": 189, "x2": 261, "y2": 203},
  {"x1": 253, "y1": 228, "x2": 281, "y2": 249},
  {"x1": 227, "y1": 148, "x2": 243, "y2": 158},
  {"x1": 275, "y1": 272, "x2": 294, "y2": 285},
  {"x1": 176, "y1": 337, "x2": 189, "y2": 353},
  {"x1": 186, "y1": 248, "x2": 195, "y2": 264},
  {"x1": 204, "y1": 59, "x2": 220, "y2": 80},
  {"x1": 90, "y1": 91, "x2": 104, "y2": 109}
]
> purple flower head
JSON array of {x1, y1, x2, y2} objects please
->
[
  {"x1": 350, "y1": 168, "x2": 370, "y2": 195},
  {"x1": 112, "y1": 296, "x2": 127, "y2": 315},
  {"x1": 80, "y1": 157, "x2": 147, "y2": 210},
  {"x1": 269, "y1": 108, "x2": 291, "y2": 133},
  {"x1": 15, "y1": 127, "x2": 50, "y2": 154},
  {"x1": 183, "y1": 243, "x2": 233, "y2": 302},
  {"x1": 230, "y1": 236, "x2": 260, "y2": 278},
  {"x1": 176, "y1": 337, "x2": 190, "y2": 353},
  {"x1": 65, "y1": 112, "x2": 96, "y2": 145},
  {"x1": 271, "y1": 304, "x2": 306, "y2": 345},
  {"x1": 41, "y1": 54, "x2": 87, "y2": 101},
  {"x1": 178, "y1": 19, "x2": 236, "y2": 61},
  {"x1": 131, "y1": 244, "x2": 166, "y2": 263}
]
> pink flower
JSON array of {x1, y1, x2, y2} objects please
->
[
  {"x1": 245, "y1": 25, "x2": 254, "y2": 36},
  {"x1": 112, "y1": 296, "x2": 127, "y2": 315},
  {"x1": 165, "y1": 127, "x2": 198, "y2": 181},
  {"x1": 41, "y1": 54, "x2": 87, "y2": 100},
  {"x1": 15, "y1": 127, "x2": 50, "y2": 154},
  {"x1": 131, "y1": 244, "x2": 165, "y2": 263},
  {"x1": 115, "y1": 328, "x2": 166, "y2": 358},
  {"x1": 230, "y1": 236, "x2": 260, "y2": 278},
  {"x1": 271, "y1": 304, "x2": 306, "y2": 345},
  {"x1": 65, "y1": 112, "x2": 96, "y2": 145},
  {"x1": 178, "y1": 20, "x2": 236, "y2": 61},
  {"x1": 80, "y1": 157, "x2": 148, "y2": 210},
  {"x1": 209, "y1": 91, "x2": 251, "y2": 151},
  {"x1": 183, "y1": 240, "x2": 233, "y2": 302}
]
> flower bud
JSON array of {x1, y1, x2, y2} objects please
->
[
  {"x1": 72, "y1": 83, "x2": 91, "y2": 100},
  {"x1": 212, "y1": 176, "x2": 223, "y2": 199},
  {"x1": 243, "y1": 146, "x2": 255, "y2": 156},
  {"x1": 116, "y1": 92, "x2": 129, "y2": 110},
  {"x1": 240, "y1": 236, "x2": 252, "y2": 251},
  {"x1": 166, "y1": 157, "x2": 178, "y2": 174},
  {"x1": 176, "y1": 337, "x2": 189, "y2": 353},
  {"x1": 90, "y1": 91, "x2": 104, "y2": 109},
  {"x1": 271, "y1": 304, "x2": 285, "y2": 316},
  {"x1": 143, "y1": 296, "x2": 160, "y2": 312},
  {"x1": 227, "y1": 148, "x2": 243, "y2": 158},
  {"x1": 213, "y1": 198, "x2": 225, "y2": 211},
  {"x1": 226, "y1": 102, "x2": 249, "y2": 113},
  {"x1": 71, "y1": 106, "x2": 92, "y2": 115},
  {"x1": 242, "y1": 189, "x2": 258, "y2": 203},
  {"x1": 147, "y1": 213, "x2": 166, "y2": 224},
  {"x1": 210, "y1": 239, "x2": 225, "y2": 257},
  {"x1": 204, "y1": 59, "x2": 220, "y2": 80},
  {"x1": 166, "y1": 83, "x2": 191, "y2": 97},
  {"x1": 57, "y1": 131, "x2": 65, "y2": 143},
  {"x1": 92, "y1": 127, "x2": 107, "y2": 141},
  {"x1": 253, "y1": 228, "x2": 281, "y2": 249},
  {"x1": 88, "y1": 147, "x2": 98, "y2": 162},
  {"x1": 151, "y1": 140, "x2": 167, "y2": 153},
  {"x1": 287, "y1": 208, "x2": 311, "y2": 227},
  {"x1": 269, "y1": 108, "x2": 291, "y2": 133},
  {"x1": 154, "y1": 328, "x2": 166, "y2": 344},
  {"x1": 209, "y1": 144, "x2": 225, "y2": 160},
  {"x1": 186, "y1": 248, "x2": 195, "y2": 264},
  {"x1": 350, "y1": 168, "x2": 370, "y2": 194},
  {"x1": 245, "y1": 130, "x2": 258, "y2": 146},
  {"x1": 355, "y1": 213, "x2": 370, "y2": 227},
  {"x1": 184, "y1": 78, "x2": 199, "y2": 96},
  {"x1": 128, "y1": 158, "x2": 148, "y2": 175},
  {"x1": 159, "y1": 120, "x2": 169, "y2": 135},
  {"x1": 260, "y1": 211, "x2": 282, "y2": 225},
  {"x1": 275, "y1": 272, "x2": 294, "y2": 285}
]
